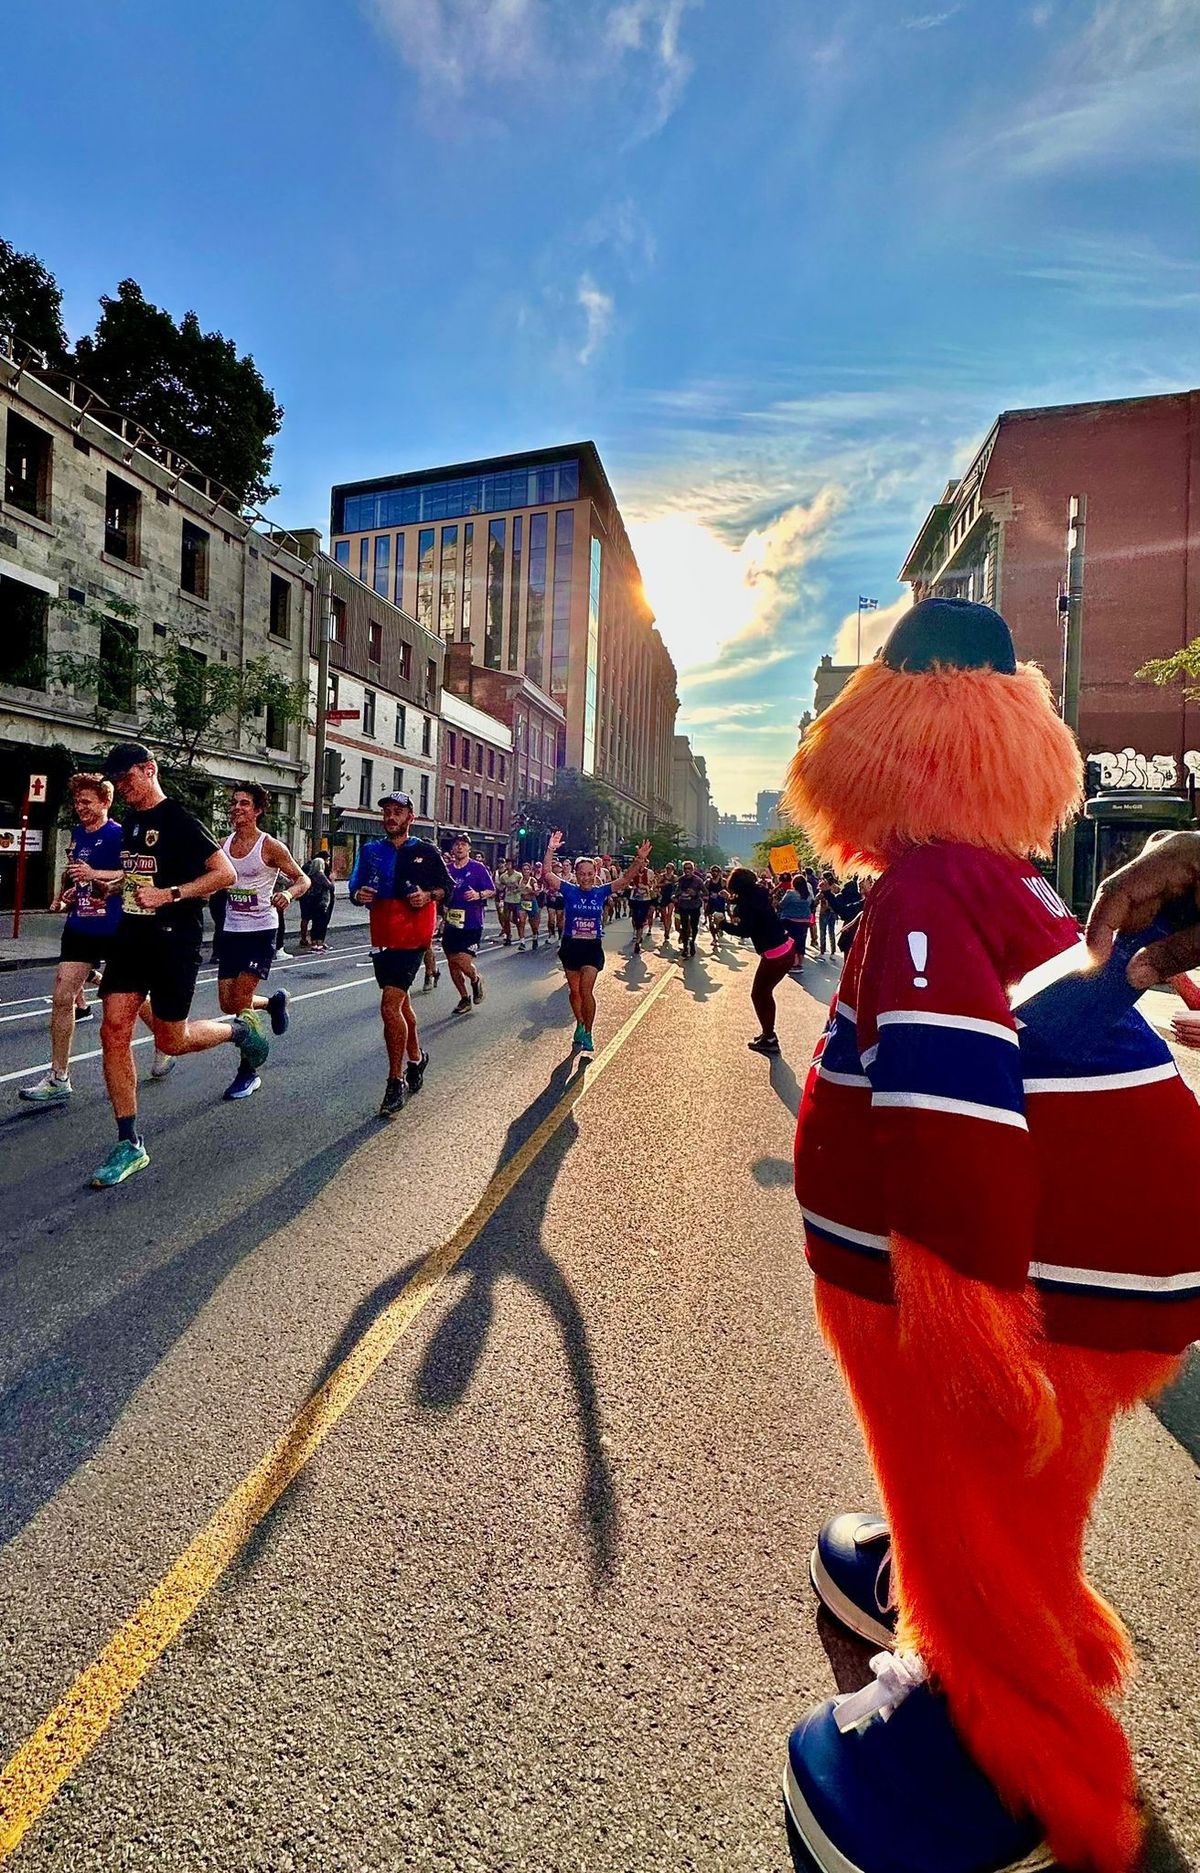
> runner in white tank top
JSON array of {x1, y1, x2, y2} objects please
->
[{"x1": 214, "y1": 785, "x2": 308, "y2": 1100}]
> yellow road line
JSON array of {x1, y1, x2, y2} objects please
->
[{"x1": 0, "y1": 963, "x2": 678, "y2": 1863}]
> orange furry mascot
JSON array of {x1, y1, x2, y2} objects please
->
[{"x1": 780, "y1": 599, "x2": 1200, "y2": 1873}]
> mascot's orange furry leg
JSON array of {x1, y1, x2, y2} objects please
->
[{"x1": 815, "y1": 1264, "x2": 1178, "y2": 1873}]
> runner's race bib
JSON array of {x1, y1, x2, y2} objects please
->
[
  {"x1": 228, "y1": 887, "x2": 257, "y2": 909},
  {"x1": 73, "y1": 883, "x2": 104, "y2": 919},
  {"x1": 572, "y1": 916, "x2": 599, "y2": 940},
  {"x1": 445, "y1": 908, "x2": 466, "y2": 928},
  {"x1": 122, "y1": 860, "x2": 156, "y2": 916}
]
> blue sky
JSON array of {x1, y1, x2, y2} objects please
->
[{"x1": 3, "y1": 0, "x2": 1198, "y2": 813}]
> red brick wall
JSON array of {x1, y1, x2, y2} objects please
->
[{"x1": 987, "y1": 393, "x2": 1200, "y2": 767}]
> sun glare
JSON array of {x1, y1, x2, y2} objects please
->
[{"x1": 628, "y1": 513, "x2": 760, "y2": 673}]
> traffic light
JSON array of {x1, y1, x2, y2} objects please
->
[{"x1": 322, "y1": 749, "x2": 345, "y2": 802}]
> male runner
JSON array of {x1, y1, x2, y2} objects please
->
[
  {"x1": 498, "y1": 859, "x2": 526, "y2": 946},
  {"x1": 442, "y1": 830, "x2": 494, "y2": 1013},
  {"x1": 349, "y1": 790, "x2": 452, "y2": 1117},
  {"x1": 20, "y1": 772, "x2": 124, "y2": 1104},
  {"x1": 215, "y1": 783, "x2": 306, "y2": 1099},
  {"x1": 90, "y1": 743, "x2": 269, "y2": 1187},
  {"x1": 673, "y1": 860, "x2": 706, "y2": 958},
  {"x1": 705, "y1": 866, "x2": 728, "y2": 951},
  {"x1": 544, "y1": 830, "x2": 651, "y2": 1055}
]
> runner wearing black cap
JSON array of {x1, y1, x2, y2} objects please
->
[
  {"x1": 348, "y1": 789, "x2": 452, "y2": 1116},
  {"x1": 442, "y1": 830, "x2": 494, "y2": 1012},
  {"x1": 89, "y1": 744, "x2": 271, "y2": 1187}
]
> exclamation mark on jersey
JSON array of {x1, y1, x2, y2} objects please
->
[{"x1": 908, "y1": 931, "x2": 928, "y2": 989}]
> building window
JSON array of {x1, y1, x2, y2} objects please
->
[
  {"x1": 98, "y1": 616, "x2": 137, "y2": 714},
  {"x1": 460, "y1": 785, "x2": 469, "y2": 821},
  {"x1": 444, "y1": 781, "x2": 454, "y2": 820},
  {"x1": 399, "y1": 640, "x2": 412, "y2": 681},
  {"x1": 104, "y1": 473, "x2": 141, "y2": 564},
  {"x1": 393, "y1": 533, "x2": 405, "y2": 608},
  {"x1": 358, "y1": 538, "x2": 369, "y2": 584},
  {"x1": 359, "y1": 758, "x2": 374, "y2": 808},
  {"x1": 393, "y1": 765, "x2": 404, "y2": 793},
  {"x1": 497, "y1": 798, "x2": 505, "y2": 830},
  {"x1": 175, "y1": 646, "x2": 207, "y2": 732},
  {"x1": 531, "y1": 726, "x2": 540, "y2": 762},
  {"x1": 473, "y1": 791, "x2": 482, "y2": 828},
  {"x1": 338, "y1": 459, "x2": 580, "y2": 532},
  {"x1": 486, "y1": 794, "x2": 494, "y2": 829},
  {"x1": 416, "y1": 527, "x2": 435, "y2": 630},
  {"x1": 395, "y1": 703, "x2": 407, "y2": 745},
  {"x1": 461, "y1": 521, "x2": 473, "y2": 641},
  {"x1": 551, "y1": 509, "x2": 574, "y2": 693},
  {"x1": 4, "y1": 414, "x2": 52, "y2": 520},
  {"x1": 425, "y1": 656, "x2": 437, "y2": 698},
  {"x1": 330, "y1": 596, "x2": 347, "y2": 645},
  {"x1": 334, "y1": 539, "x2": 350, "y2": 568},
  {"x1": 525, "y1": 511, "x2": 548, "y2": 689},
  {"x1": 328, "y1": 672, "x2": 340, "y2": 710},
  {"x1": 498, "y1": 754, "x2": 506, "y2": 784},
  {"x1": 0, "y1": 576, "x2": 49, "y2": 685},
  {"x1": 439, "y1": 523, "x2": 458, "y2": 641},
  {"x1": 484, "y1": 518, "x2": 505, "y2": 668},
  {"x1": 507, "y1": 514, "x2": 523, "y2": 670},
  {"x1": 420, "y1": 773, "x2": 430, "y2": 817},
  {"x1": 180, "y1": 520, "x2": 209, "y2": 598},
  {"x1": 446, "y1": 730, "x2": 457, "y2": 766},
  {"x1": 265, "y1": 702, "x2": 286, "y2": 750},
  {"x1": 270, "y1": 574, "x2": 292, "y2": 640},
  {"x1": 363, "y1": 688, "x2": 377, "y2": 736},
  {"x1": 368, "y1": 619, "x2": 382, "y2": 664},
  {"x1": 475, "y1": 742, "x2": 483, "y2": 775},
  {"x1": 422, "y1": 714, "x2": 432, "y2": 756},
  {"x1": 487, "y1": 747, "x2": 495, "y2": 779},
  {"x1": 374, "y1": 534, "x2": 390, "y2": 597},
  {"x1": 583, "y1": 536, "x2": 601, "y2": 774}
]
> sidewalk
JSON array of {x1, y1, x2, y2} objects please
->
[{"x1": 0, "y1": 893, "x2": 373, "y2": 973}]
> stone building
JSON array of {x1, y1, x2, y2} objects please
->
[
  {"x1": 671, "y1": 734, "x2": 719, "y2": 850},
  {"x1": 0, "y1": 345, "x2": 312, "y2": 907}
]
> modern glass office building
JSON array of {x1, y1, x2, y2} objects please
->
[{"x1": 330, "y1": 442, "x2": 678, "y2": 836}]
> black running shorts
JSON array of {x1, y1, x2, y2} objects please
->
[
  {"x1": 559, "y1": 937, "x2": 605, "y2": 975},
  {"x1": 371, "y1": 946, "x2": 425, "y2": 991},
  {"x1": 99, "y1": 927, "x2": 203, "y2": 1023}
]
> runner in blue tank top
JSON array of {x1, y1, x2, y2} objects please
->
[{"x1": 544, "y1": 829, "x2": 651, "y2": 1056}]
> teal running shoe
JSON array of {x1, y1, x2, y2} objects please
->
[
  {"x1": 90, "y1": 1138, "x2": 150, "y2": 1188},
  {"x1": 578, "y1": 1030, "x2": 595, "y2": 1056}
]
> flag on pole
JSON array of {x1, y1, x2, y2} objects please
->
[{"x1": 858, "y1": 597, "x2": 878, "y2": 612}]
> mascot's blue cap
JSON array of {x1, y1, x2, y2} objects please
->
[{"x1": 882, "y1": 597, "x2": 1016, "y2": 676}]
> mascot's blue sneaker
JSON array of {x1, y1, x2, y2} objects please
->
[
  {"x1": 784, "y1": 1654, "x2": 1055, "y2": 1873},
  {"x1": 810, "y1": 1512, "x2": 897, "y2": 1649}
]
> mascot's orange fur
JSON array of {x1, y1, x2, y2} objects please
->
[{"x1": 786, "y1": 641, "x2": 1183, "y2": 1873}]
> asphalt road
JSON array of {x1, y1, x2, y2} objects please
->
[{"x1": 0, "y1": 927, "x2": 1197, "y2": 1870}]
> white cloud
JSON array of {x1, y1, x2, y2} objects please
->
[
  {"x1": 604, "y1": 0, "x2": 694, "y2": 134},
  {"x1": 576, "y1": 274, "x2": 615, "y2": 366},
  {"x1": 1015, "y1": 234, "x2": 1200, "y2": 310},
  {"x1": 832, "y1": 592, "x2": 910, "y2": 663},
  {"x1": 679, "y1": 701, "x2": 772, "y2": 726},
  {"x1": 903, "y1": 6, "x2": 962, "y2": 28}
]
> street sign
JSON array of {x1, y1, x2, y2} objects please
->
[
  {"x1": 28, "y1": 774, "x2": 48, "y2": 802},
  {"x1": 0, "y1": 829, "x2": 43, "y2": 852},
  {"x1": 325, "y1": 709, "x2": 361, "y2": 723}
]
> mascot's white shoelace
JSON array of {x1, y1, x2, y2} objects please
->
[{"x1": 834, "y1": 1650, "x2": 927, "y2": 1735}]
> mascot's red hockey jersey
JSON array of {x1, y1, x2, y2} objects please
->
[{"x1": 786, "y1": 598, "x2": 1200, "y2": 1873}]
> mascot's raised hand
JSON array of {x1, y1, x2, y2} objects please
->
[{"x1": 781, "y1": 598, "x2": 1200, "y2": 1873}]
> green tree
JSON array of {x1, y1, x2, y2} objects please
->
[
  {"x1": 517, "y1": 768, "x2": 616, "y2": 853},
  {"x1": 45, "y1": 599, "x2": 310, "y2": 818},
  {"x1": 0, "y1": 238, "x2": 68, "y2": 362},
  {"x1": 72, "y1": 280, "x2": 283, "y2": 508},
  {"x1": 1138, "y1": 643, "x2": 1200, "y2": 702},
  {"x1": 643, "y1": 819, "x2": 685, "y2": 869},
  {"x1": 753, "y1": 823, "x2": 816, "y2": 872},
  {"x1": 696, "y1": 841, "x2": 728, "y2": 869}
]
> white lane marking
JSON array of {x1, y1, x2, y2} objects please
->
[
  {"x1": 0, "y1": 975, "x2": 379, "y2": 1086},
  {"x1": 0, "y1": 946, "x2": 378, "y2": 1029}
]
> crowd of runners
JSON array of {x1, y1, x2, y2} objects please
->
[{"x1": 15, "y1": 744, "x2": 879, "y2": 1181}]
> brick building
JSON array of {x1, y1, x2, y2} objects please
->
[
  {"x1": 442, "y1": 639, "x2": 565, "y2": 824},
  {"x1": 329, "y1": 442, "x2": 677, "y2": 845},
  {"x1": 0, "y1": 345, "x2": 312, "y2": 908},
  {"x1": 438, "y1": 691, "x2": 512, "y2": 870},
  {"x1": 899, "y1": 391, "x2": 1200, "y2": 790}
]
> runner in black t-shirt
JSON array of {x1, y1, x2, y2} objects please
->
[
  {"x1": 673, "y1": 861, "x2": 706, "y2": 957},
  {"x1": 89, "y1": 743, "x2": 269, "y2": 1188}
]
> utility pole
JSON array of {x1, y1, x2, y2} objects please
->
[
  {"x1": 310, "y1": 555, "x2": 332, "y2": 856},
  {"x1": 1054, "y1": 495, "x2": 1087, "y2": 908}
]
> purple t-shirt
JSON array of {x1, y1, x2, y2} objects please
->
[{"x1": 446, "y1": 859, "x2": 495, "y2": 932}]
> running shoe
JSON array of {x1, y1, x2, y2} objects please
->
[
  {"x1": 234, "y1": 1009, "x2": 270, "y2": 1072},
  {"x1": 379, "y1": 1078, "x2": 406, "y2": 1118},
  {"x1": 406, "y1": 1050, "x2": 429, "y2": 1093},
  {"x1": 532, "y1": 937, "x2": 539, "y2": 949},
  {"x1": 472, "y1": 976, "x2": 485, "y2": 1005},
  {"x1": 150, "y1": 1050, "x2": 177, "y2": 1078},
  {"x1": 19, "y1": 1072, "x2": 72, "y2": 1104},
  {"x1": 267, "y1": 988, "x2": 290, "y2": 1035},
  {"x1": 572, "y1": 1020, "x2": 586, "y2": 1046},
  {"x1": 276, "y1": 948, "x2": 291, "y2": 960},
  {"x1": 748, "y1": 1034, "x2": 781, "y2": 1055},
  {"x1": 578, "y1": 1030, "x2": 595, "y2": 1056},
  {"x1": 73, "y1": 1004, "x2": 94, "y2": 1022},
  {"x1": 810, "y1": 1513, "x2": 897, "y2": 1650},
  {"x1": 517, "y1": 940, "x2": 526, "y2": 950},
  {"x1": 784, "y1": 1661, "x2": 1053, "y2": 1873},
  {"x1": 90, "y1": 1138, "x2": 150, "y2": 1187},
  {"x1": 223, "y1": 1068, "x2": 262, "y2": 1101},
  {"x1": 453, "y1": 994, "x2": 472, "y2": 1014}
]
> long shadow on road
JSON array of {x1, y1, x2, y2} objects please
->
[{"x1": 0, "y1": 1122, "x2": 378, "y2": 1549}]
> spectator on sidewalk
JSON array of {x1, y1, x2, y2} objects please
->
[
  {"x1": 297, "y1": 855, "x2": 335, "y2": 951},
  {"x1": 815, "y1": 870, "x2": 841, "y2": 957},
  {"x1": 776, "y1": 872, "x2": 813, "y2": 968}
]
